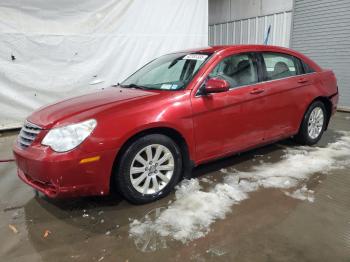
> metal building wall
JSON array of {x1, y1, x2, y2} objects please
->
[
  {"x1": 291, "y1": 0, "x2": 350, "y2": 109},
  {"x1": 209, "y1": 11, "x2": 292, "y2": 47},
  {"x1": 209, "y1": 0, "x2": 293, "y2": 25},
  {"x1": 209, "y1": 0, "x2": 293, "y2": 47}
]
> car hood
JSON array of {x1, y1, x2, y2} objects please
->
[{"x1": 27, "y1": 87, "x2": 158, "y2": 128}]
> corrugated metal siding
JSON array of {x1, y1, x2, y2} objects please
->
[
  {"x1": 209, "y1": 11, "x2": 292, "y2": 47},
  {"x1": 291, "y1": 0, "x2": 350, "y2": 108}
]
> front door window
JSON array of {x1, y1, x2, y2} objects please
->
[{"x1": 209, "y1": 53, "x2": 258, "y2": 88}]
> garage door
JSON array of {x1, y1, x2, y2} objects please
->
[{"x1": 291, "y1": 0, "x2": 350, "y2": 109}]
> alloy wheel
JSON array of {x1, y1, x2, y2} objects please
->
[
  {"x1": 307, "y1": 107, "x2": 324, "y2": 139},
  {"x1": 130, "y1": 144, "x2": 175, "y2": 194}
]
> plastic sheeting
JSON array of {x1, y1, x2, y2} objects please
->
[{"x1": 0, "y1": 0, "x2": 208, "y2": 129}]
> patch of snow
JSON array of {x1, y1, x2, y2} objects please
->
[
  {"x1": 199, "y1": 177, "x2": 212, "y2": 184},
  {"x1": 220, "y1": 168, "x2": 228, "y2": 173},
  {"x1": 206, "y1": 246, "x2": 227, "y2": 256},
  {"x1": 129, "y1": 132, "x2": 350, "y2": 245},
  {"x1": 131, "y1": 179, "x2": 248, "y2": 242},
  {"x1": 326, "y1": 194, "x2": 334, "y2": 200},
  {"x1": 284, "y1": 185, "x2": 314, "y2": 202}
]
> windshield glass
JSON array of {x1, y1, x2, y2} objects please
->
[{"x1": 121, "y1": 52, "x2": 212, "y2": 90}]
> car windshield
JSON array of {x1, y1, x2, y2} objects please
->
[{"x1": 121, "y1": 52, "x2": 212, "y2": 90}]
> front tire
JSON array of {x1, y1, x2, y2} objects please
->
[
  {"x1": 115, "y1": 134, "x2": 182, "y2": 204},
  {"x1": 295, "y1": 101, "x2": 327, "y2": 145}
]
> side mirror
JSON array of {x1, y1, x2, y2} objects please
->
[{"x1": 204, "y1": 78, "x2": 230, "y2": 94}]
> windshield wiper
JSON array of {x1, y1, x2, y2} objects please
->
[
  {"x1": 115, "y1": 83, "x2": 169, "y2": 91},
  {"x1": 119, "y1": 84, "x2": 149, "y2": 90}
]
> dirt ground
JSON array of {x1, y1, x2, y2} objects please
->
[{"x1": 0, "y1": 112, "x2": 349, "y2": 262}]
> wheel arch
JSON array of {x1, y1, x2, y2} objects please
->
[
  {"x1": 300, "y1": 96, "x2": 333, "y2": 131},
  {"x1": 109, "y1": 126, "x2": 194, "y2": 193},
  {"x1": 313, "y1": 96, "x2": 333, "y2": 130}
]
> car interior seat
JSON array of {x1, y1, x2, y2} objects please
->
[
  {"x1": 234, "y1": 60, "x2": 254, "y2": 86},
  {"x1": 272, "y1": 61, "x2": 291, "y2": 79},
  {"x1": 219, "y1": 60, "x2": 238, "y2": 87}
]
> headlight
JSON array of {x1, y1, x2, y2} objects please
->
[{"x1": 42, "y1": 119, "x2": 97, "y2": 152}]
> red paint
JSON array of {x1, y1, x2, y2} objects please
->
[
  {"x1": 204, "y1": 78, "x2": 230, "y2": 93},
  {"x1": 13, "y1": 45, "x2": 339, "y2": 198}
]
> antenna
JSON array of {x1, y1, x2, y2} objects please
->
[{"x1": 264, "y1": 25, "x2": 271, "y2": 45}]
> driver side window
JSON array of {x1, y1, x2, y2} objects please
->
[{"x1": 209, "y1": 53, "x2": 258, "y2": 88}]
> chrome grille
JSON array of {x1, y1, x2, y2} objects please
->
[{"x1": 18, "y1": 121, "x2": 42, "y2": 148}]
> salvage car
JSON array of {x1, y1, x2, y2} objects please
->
[{"x1": 13, "y1": 45, "x2": 339, "y2": 204}]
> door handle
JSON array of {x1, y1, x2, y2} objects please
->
[
  {"x1": 250, "y1": 88, "x2": 265, "y2": 95},
  {"x1": 298, "y1": 78, "x2": 309, "y2": 84}
]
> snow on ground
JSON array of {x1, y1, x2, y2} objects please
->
[
  {"x1": 130, "y1": 132, "x2": 350, "y2": 245},
  {"x1": 284, "y1": 185, "x2": 315, "y2": 202}
]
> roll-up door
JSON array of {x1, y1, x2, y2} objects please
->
[{"x1": 291, "y1": 0, "x2": 350, "y2": 108}]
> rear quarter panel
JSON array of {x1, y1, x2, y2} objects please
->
[
  {"x1": 317, "y1": 70, "x2": 338, "y2": 96},
  {"x1": 295, "y1": 69, "x2": 338, "y2": 129},
  {"x1": 318, "y1": 69, "x2": 339, "y2": 113}
]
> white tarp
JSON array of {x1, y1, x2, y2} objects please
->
[{"x1": 0, "y1": 0, "x2": 208, "y2": 129}]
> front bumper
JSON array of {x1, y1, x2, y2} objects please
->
[{"x1": 13, "y1": 142, "x2": 117, "y2": 198}]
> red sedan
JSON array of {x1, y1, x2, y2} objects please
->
[{"x1": 13, "y1": 45, "x2": 339, "y2": 204}]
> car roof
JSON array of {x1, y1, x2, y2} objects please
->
[
  {"x1": 172, "y1": 45, "x2": 301, "y2": 57},
  {"x1": 185, "y1": 45, "x2": 293, "y2": 53},
  {"x1": 181, "y1": 45, "x2": 322, "y2": 71},
  {"x1": 170, "y1": 45, "x2": 321, "y2": 72}
]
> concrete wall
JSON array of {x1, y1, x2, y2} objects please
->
[{"x1": 209, "y1": 0, "x2": 293, "y2": 25}]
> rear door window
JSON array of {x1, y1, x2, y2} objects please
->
[{"x1": 262, "y1": 52, "x2": 302, "y2": 81}]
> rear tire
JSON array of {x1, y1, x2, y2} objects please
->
[
  {"x1": 295, "y1": 101, "x2": 327, "y2": 145},
  {"x1": 115, "y1": 134, "x2": 182, "y2": 204}
]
